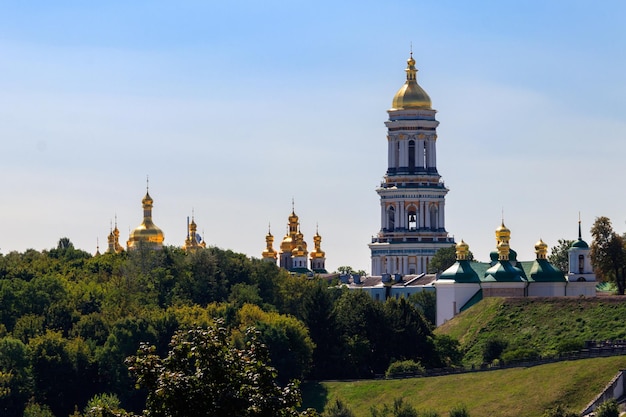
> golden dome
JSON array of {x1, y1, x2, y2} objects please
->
[
  {"x1": 535, "y1": 239, "x2": 548, "y2": 259},
  {"x1": 391, "y1": 54, "x2": 432, "y2": 110},
  {"x1": 142, "y1": 191, "x2": 153, "y2": 205},
  {"x1": 456, "y1": 240, "x2": 469, "y2": 261},
  {"x1": 127, "y1": 189, "x2": 164, "y2": 250},
  {"x1": 280, "y1": 235, "x2": 293, "y2": 252},
  {"x1": 495, "y1": 222, "x2": 511, "y2": 240}
]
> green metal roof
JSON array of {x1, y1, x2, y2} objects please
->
[
  {"x1": 439, "y1": 260, "x2": 481, "y2": 283},
  {"x1": 571, "y1": 239, "x2": 589, "y2": 249},
  {"x1": 528, "y1": 259, "x2": 566, "y2": 282},
  {"x1": 483, "y1": 260, "x2": 526, "y2": 282}
]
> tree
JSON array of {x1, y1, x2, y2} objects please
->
[
  {"x1": 542, "y1": 404, "x2": 578, "y2": 417},
  {"x1": 427, "y1": 246, "x2": 473, "y2": 274},
  {"x1": 127, "y1": 322, "x2": 314, "y2": 417},
  {"x1": 590, "y1": 216, "x2": 626, "y2": 295},
  {"x1": 548, "y1": 239, "x2": 574, "y2": 274}
]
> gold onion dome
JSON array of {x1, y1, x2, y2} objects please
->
[
  {"x1": 495, "y1": 221, "x2": 511, "y2": 240},
  {"x1": 535, "y1": 239, "x2": 548, "y2": 259},
  {"x1": 128, "y1": 190, "x2": 164, "y2": 249},
  {"x1": 391, "y1": 54, "x2": 432, "y2": 110},
  {"x1": 456, "y1": 240, "x2": 469, "y2": 260}
]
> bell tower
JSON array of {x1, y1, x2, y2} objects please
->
[{"x1": 369, "y1": 55, "x2": 454, "y2": 276}]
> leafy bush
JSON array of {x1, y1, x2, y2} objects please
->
[
  {"x1": 556, "y1": 339, "x2": 584, "y2": 354},
  {"x1": 385, "y1": 359, "x2": 425, "y2": 378},
  {"x1": 482, "y1": 338, "x2": 507, "y2": 363},
  {"x1": 323, "y1": 398, "x2": 356, "y2": 417},
  {"x1": 501, "y1": 348, "x2": 539, "y2": 363},
  {"x1": 370, "y1": 398, "x2": 419, "y2": 417},
  {"x1": 449, "y1": 404, "x2": 470, "y2": 417},
  {"x1": 595, "y1": 399, "x2": 619, "y2": 417},
  {"x1": 542, "y1": 404, "x2": 578, "y2": 417}
]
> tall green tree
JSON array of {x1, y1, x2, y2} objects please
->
[
  {"x1": 548, "y1": 239, "x2": 574, "y2": 274},
  {"x1": 590, "y1": 216, "x2": 626, "y2": 295},
  {"x1": 127, "y1": 323, "x2": 314, "y2": 417},
  {"x1": 427, "y1": 246, "x2": 473, "y2": 274}
]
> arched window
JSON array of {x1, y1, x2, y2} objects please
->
[
  {"x1": 430, "y1": 204, "x2": 438, "y2": 230},
  {"x1": 408, "y1": 140, "x2": 416, "y2": 171},
  {"x1": 407, "y1": 206, "x2": 417, "y2": 230},
  {"x1": 578, "y1": 254, "x2": 584, "y2": 273},
  {"x1": 387, "y1": 206, "x2": 395, "y2": 231}
]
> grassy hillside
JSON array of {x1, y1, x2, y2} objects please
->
[
  {"x1": 302, "y1": 356, "x2": 626, "y2": 416},
  {"x1": 436, "y1": 296, "x2": 626, "y2": 365}
]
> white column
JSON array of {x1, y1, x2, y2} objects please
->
[
  {"x1": 394, "y1": 202, "x2": 399, "y2": 229},
  {"x1": 425, "y1": 202, "x2": 431, "y2": 228},
  {"x1": 380, "y1": 200, "x2": 385, "y2": 229},
  {"x1": 400, "y1": 140, "x2": 408, "y2": 167},
  {"x1": 417, "y1": 138, "x2": 425, "y2": 169},
  {"x1": 399, "y1": 203, "x2": 405, "y2": 229},
  {"x1": 430, "y1": 137, "x2": 437, "y2": 169},
  {"x1": 387, "y1": 138, "x2": 393, "y2": 168},
  {"x1": 420, "y1": 201, "x2": 426, "y2": 228},
  {"x1": 439, "y1": 201, "x2": 445, "y2": 229}
]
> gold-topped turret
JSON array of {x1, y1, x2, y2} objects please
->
[
  {"x1": 495, "y1": 221, "x2": 511, "y2": 261},
  {"x1": 107, "y1": 217, "x2": 125, "y2": 254},
  {"x1": 535, "y1": 239, "x2": 548, "y2": 259},
  {"x1": 184, "y1": 214, "x2": 205, "y2": 251},
  {"x1": 391, "y1": 53, "x2": 432, "y2": 110},
  {"x1": 127, "y1": 181, "x2": 165, "y2": 250},
  {"x1": 262, "y1": 224, "x2": 278, "y2": 262},
  {"x1": 310, "y1": 228, "x2": 325, "y2": 259},
  {"x1": 456, "y1": 240, "x2": 469, "y2": 261}
]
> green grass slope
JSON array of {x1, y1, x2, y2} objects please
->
[
  {"x1": 302, "y1": 356, "x2": 626, "y2": 416},
  {"x1": 436, "y1": 296, "x2": 626, "y2": 366}
]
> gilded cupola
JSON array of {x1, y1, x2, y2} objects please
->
[
  {"x1": 456, "y1": 240, "x2": 469, "y2": 261},
  {"x1": 127, "y1": 184, "x2": 165, "y2": 251},
  {"x1": 184, "y1": 214, "x2": 205, "y2": 251},
  {"x1": 262, "y1": 225, "x2": 278, "y2": 261},
  {"x1": 310, "y1": 227, "x2": 325, "y2": 259},
  {"x1": 391, "y1": 53, "x2": 432, "y2": 111},
  {"x1": 495, "y1": 221, "x2": 511, "y2": 261},
  {"x1": 535, "y1": 239, "x2": 548, "y2": 260}
]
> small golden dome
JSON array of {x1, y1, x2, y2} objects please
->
[
  {"x1": 456, "y1": 240, "x2": 469, "y2": 260},
  {"x1": 142, "y1": 192, "x2": 153, "y2": 205},
  {"x1": 495, "y1": 222, "x2": 511, "y2": 239},
  {"x1": 391, "y1": 55, "x2": 432, "y2": 110},
  {"x1": 535, "y1": 239, "x2": 548, "y2": 259}
]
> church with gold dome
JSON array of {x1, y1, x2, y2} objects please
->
[
  {"x1": 103, "y1": 183, "x2": 206, "y2": 254},
  {"x1": 433, "y1": 220, "x2": 597, "y2": 326},
  {"x1": 368, "y1": 53, "x2": 455, "y2": 276},
  {"x1": 261, "y1": 204, "x2": 327, "y2": 275}
]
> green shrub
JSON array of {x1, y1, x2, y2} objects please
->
[
  {"x1": 482, "y1": 338, "x2": 507, "y2": 363},
  {"x1": 449, "y1": 404, "x2": 470, "y2": 417},
  {"x1": 541, "y1": 404, "x2": 578, "y2": 417},
  {"x1": 595, "y1": 399, "x2": 619, "y2": 417},
  {"x1": 385, "y1": 359, "x2": 425, "y2": 378},
  {"x1": 556, "y1": 339, "x2": 584, "y2": 354},
  {"x1": 501, "y1": 348, "x2": 539, "y2": 363},
  {"x1": 323, "y1": 398, "x2": 356, "y2": 417}
]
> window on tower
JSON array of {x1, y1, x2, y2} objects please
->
[
  {"x1": 430, "y1": 205, "x2": 438, "y2": 230},
  {"x1": 408, "y1": 140, "x2": 416, "y2": 171},
  {"x1": 388, "y1": 206, "x2": 395, "y2": 231},
  {"x1": 578, "y1": 254, "x2": 584, "y2": 273},
  {"x1": 408, "y1": 207, "x2": 417, "y2": 230}
]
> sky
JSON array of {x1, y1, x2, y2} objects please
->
[{"x1": 1, "y1": 1, "x2": 626, "y2": 273}]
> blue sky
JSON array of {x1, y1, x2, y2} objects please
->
[{"x1": 1, "y1": 1, "x2": 626, "y2": 272}]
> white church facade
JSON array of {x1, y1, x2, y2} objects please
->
[{"x1": 434, "y1": 222, "x2": 596, "y2": 326}]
